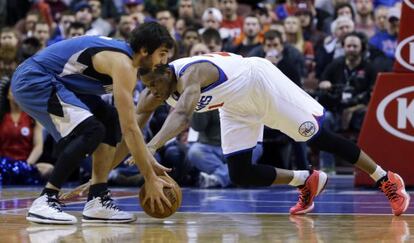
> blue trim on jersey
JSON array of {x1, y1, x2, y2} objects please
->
[
  {"x1": 307, "y1": 109, "x2": 326, "y2": 142},
  {"x1": 224, "y1": 145, "x2": 257, "y2": 158},
  {"x1": 177, "y1": 60, "x2": 228, "y2": 93}
]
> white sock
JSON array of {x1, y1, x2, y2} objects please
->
[
  {"x1": 289, "y1": 170, "x2": 310, "y2": 187},
  {"x1": 370, "y1": 166, "x2": 387, "y2": 182}
]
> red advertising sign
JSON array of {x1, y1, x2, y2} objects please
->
[
  {"x1": 393, "y1": 0, "x2": 414, "y2": 72},
  {"x1": 356, "y1": 73, "x2": 414, "y2": 186}
]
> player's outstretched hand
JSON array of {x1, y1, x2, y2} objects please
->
[
  {"x1": 142, "y1": 176, "x2": 173, "y2": 213},
  {"x1": 60, "y1": 180, "x2": 91, "y2": 200}
]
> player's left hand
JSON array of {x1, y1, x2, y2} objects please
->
[{"x1": 152, "y1": 161, "x2": 172, "y2": 176}]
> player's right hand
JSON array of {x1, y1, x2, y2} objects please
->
[{"x1": 142, "y1": 176, "x2": 173, "y2": 214}]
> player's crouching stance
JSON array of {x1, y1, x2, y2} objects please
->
[
  {"x1": 12, "y1": 22, "x2": 175, "y2": 224},
  {"x1": 136, "y1": 52, "x2": 409, "y2": 216}
]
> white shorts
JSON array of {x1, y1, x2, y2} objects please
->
[{"x1": 220, "y1": 58, "x2": 324, "y2": 155}]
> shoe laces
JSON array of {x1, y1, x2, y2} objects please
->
[
  {"x1": 380, "y1": 180, "x2": 399, "y2": 202},
  {"x1": 297, "y1": 186, "x2": 311, "y2": 206},
  {"x1": 99, "y1": 191, "x2": 120, "y2": 211},
  {"x1": 46, "y1": 195, "x2": 64, "y2": 212}
]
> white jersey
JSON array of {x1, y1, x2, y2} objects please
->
[
  {"x1": 168, "y1": 53, "x2": 325, "y2": 155},
  {"x1": 167, "y1": 52, "x2": 249, "y2": 112}
]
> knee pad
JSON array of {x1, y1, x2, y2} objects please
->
[
  {"x1": 227, "y1": 151, "x2": 276, "y2": 187},
  {"x1": 56, "y1": 116, "x2": 106, "y2": 157},
  {"x1": 226, "y1": 151, "x2": 252, "y2": 186}
]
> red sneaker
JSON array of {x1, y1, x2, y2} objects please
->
[
  {"x1": 290, "y1": 170, "x2": 328, "y2": 215},
  {"x1": 379, "y1": 171, "x2": 410, "y2": 216}
]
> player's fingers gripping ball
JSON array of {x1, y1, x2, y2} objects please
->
[{"x1": 139, "y1": 175, "x2": 182, "y2": 218}]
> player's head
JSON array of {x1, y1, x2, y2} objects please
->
[
  {"x1": 129, "y1": 22, "x2": 175, "y2": 69},
  {"x1": 139, "y1": 64, "x2": 176, "y2": 100}
]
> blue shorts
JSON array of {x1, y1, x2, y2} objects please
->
[{"x1": 11, "y1": 59, "x2": 119, "y2": 143}]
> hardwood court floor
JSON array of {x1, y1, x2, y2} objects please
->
[{"x1": 0, "y1": 176, "x2": 413, "y2": 242}]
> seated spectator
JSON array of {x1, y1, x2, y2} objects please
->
[
  {"x1": 199, "y1": 7, "x2": 223, "y2": 35},
  {"x1": 177, "y1": 0, "x2": 197, "y2": 21},
  {"x1": 14, "y1": 10, "x2": 40, "y2": 39},
  {"x1": 354, "y1": 0, "x2": 376, "y2": 38},
  {"x1": 67, "y1": 22, "x2": 86, "y2": 38},
  {"x1": 189, "y1": 42, "x2": 210, "y2": 56},
  {"x1": 111, "y1": 14, "x2": 135, "y2": 41},
  {"x1": 227, "y1": 15, "x2": 262, "y2": 57},
  {"x1": 88, "y1": 0, "x2": 112, "y2": 36},
  {"x1": 373, "y1": 6, "x2": 389, "y2": 33},
  {"x1": 248, "y1": 30, "x2": 303, "y2": 86},
  {"x1": 0, "y1": 80, "x2": 53, "y2": 184},
  {"x1": 284, "y1": 15, "x2": 314, "y2": 76},
  {"x1": 47, "y1": 10, "x2": 75, "y2": 45},
  {"x1": 315, "y1": 16, "x2": 355, "y2": 79},
  {"x1": 0, "y1": 27, "x2": 19, "y2": 77},
  {"x1": 179, "y1": 27, "x2": 201, "y2": 57},
  {"x1": 73, "y1": 1, "x2": 101, "y2": 36},
  {"x1": 156, "y1": 8, "x2": 180, "y2": 40},
  {"x1": 369, "y1": 6, "x2": 399, "y2": 60},
  {"x1": 33, "y1": 22, "x2": 51, "y2": 49},
  {"x1": 295, "y1": 3, "x2": 325, "y2": 47},
  {"x1": 219, "y1": 0, "x2": 243, "y2": 41},
  {"x1": 201, "y1": 28, "x2": 223, "y2": 52}
]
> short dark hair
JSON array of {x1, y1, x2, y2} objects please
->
[
  {"x1": 68, "y1": 22, "x2": 86, "y2": 32},
  {"x1": 334, "y1": 3, "x2": 355, "y2": 20},
  {"x1": 341, "y1": 31, "x2": 368, "y2": 54},
  {"x1": 264, "y1": 30, "x2": 283, "y2": 43},
  {"x1": 128, "y1": 22, "x2": 175, "y2": 54},
  {"x1": 202, "y1": 28, "x2": 221, "y2": 44},
  {"x1": 183, "y1": 27, "x2": 199, "y2": 38},
  {"x1": 138, "y1": 64, "x2": 170, "y2": 77}
]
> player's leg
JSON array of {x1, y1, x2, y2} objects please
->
[
  {"x1": 220, "y1": 111, "x2": 327, "y2": 215},
  {"x1": 11, "y1": 66, "x2": 104, "y2": 224},
  {"x1": 308, "y1": 127, "x2": 410, "y2": 216},
  {"x1": 76, "y1": 94, "x2": 136, "y2": 223},
  {"x1": 81, "y1": 144, "x2": 136, "y2": 223},
  {"x1": 261, "y1": 60, "x2": 409, "y2": 215}
]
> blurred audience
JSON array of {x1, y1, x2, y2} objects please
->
[{"x1": 0, "y1": 0, "x2": 403, "y2": 184}]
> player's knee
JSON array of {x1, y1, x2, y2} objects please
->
[
  {"x1": 57, "y1": 117, "x2": 106, "y2": 157},
  {"x1": 80, "y1": 117, "x2": 106, "y2": 153},
  {"x1": 228, "y1": 169, "x2": 251, "y2": 187},
  {"x1": 227, "y1": 157, "x2": 253, "y2": 187}
]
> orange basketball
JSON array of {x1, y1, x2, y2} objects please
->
[{"x1": 139, "y1": 175, "x2": 182, "y2": 218}]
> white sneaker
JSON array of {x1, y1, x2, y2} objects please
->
[
  {"x1": 82, "y1": 190, "x2": 136, "y2": 223},
  {"x1": 26, "y1": 194, "x2": 77, "y2": 224},
  {"x1": 199, "y1": 172, "x2": 221, "y2": 188}
]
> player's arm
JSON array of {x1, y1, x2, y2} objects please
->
[
  {"x1": 93, "y1": 51, "x2": 172, "y2": 209},
  {"x1": 147, "y1": 63, "x2": 217, "y2": 152},
  {"x1": 136, "y1": 87, "x2": 165, "y2": 128},
  {"x1": 112, "y1": 87, "x2": 164, "y2": 168}
]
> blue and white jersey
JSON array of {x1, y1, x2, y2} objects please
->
[{"x1": 30, "y1": 35, "x2": 134, "y2": 95}]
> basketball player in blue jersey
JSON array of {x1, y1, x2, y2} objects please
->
[
  {"x1": 11, "y1": 22, "x2": 175, "y2": 224},
  {"x1": 131, "y1": 52, "x2": 409, "y2": 216}
]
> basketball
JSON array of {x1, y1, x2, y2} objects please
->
[{"x1": 139, "y1": 175, "x2": 182, "y2": 218}]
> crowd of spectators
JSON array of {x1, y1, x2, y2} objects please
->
[{"x1": 0, "y1": 0, "x2": 402, "y2": 186}]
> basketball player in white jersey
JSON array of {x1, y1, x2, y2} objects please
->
[
  {"x1": 64, "y1": 52, "x2": 410, "y2": 215},
  {"x1": 133, "y1": 51, "x2": 410, "y2": 215}
]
